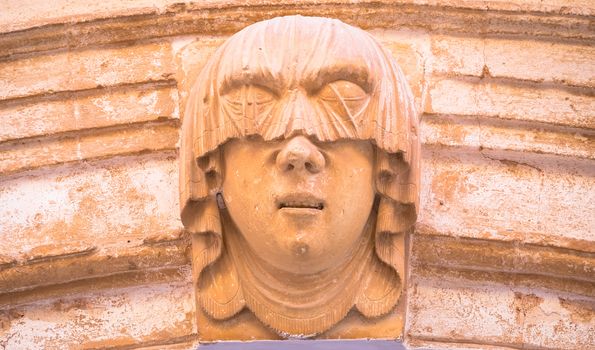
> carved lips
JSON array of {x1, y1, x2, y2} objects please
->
[{"x1": 276, "y1": 193, "x2": 325, "y2": 214}]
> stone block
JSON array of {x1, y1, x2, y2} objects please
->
[
  {"x1": 420, "y1": 147, "x2": 595, "y2": 251},
  {"x1": 484, "y1": 39, "x2": 595, "y2": 87},
  {"x1": 411, "y1": 234, "x2": 595, "y2": 286},
  {"x1": 373, "y1": 29, "x2": 431, "y2": 110},
  {"x1": 0, "y1": 84, "x2": 178, "y2": 142},
  {"x1": 0, "y1": 279, "x2": 195, "y2": 349},
  {"x1": 0, "y1": 96, "x2": 74, "y2": 142},
  {"x1": 0, "y1": 42, "x2": 174, "y2": 101},
  {"x1": 432, "y1": 35, "x2": 595, "y2": 87},
  {"x1": 0, "y1": 121, "x2": 178, "y2": 174},
  {"x1": 421, "y1": 114, "x2": 595, "y2": 159},
  {"x1": 2, "y1": 0, "x2": 593, "y2": 62},
  {"x1": 1, "y1": 0, "x2": 593, "y2": 36},
  {"x1": 408, "y1": 275, "x2": 521, "y2": 345},
  {"x1": 407, "y1": 272, "x2": 595, "y2": 349},
  {"x1": 431, "y1": 35, "x2": 484, "y2": 77},
  {"x1": 0, "y1": 152, "x2": 182, "y2": 266},
  {"x1": 426, "y1": 78, "x2": 594, "y2": 128},
  {"x1": 0, "y1": 243, "x2": 189, "y2": 295}
]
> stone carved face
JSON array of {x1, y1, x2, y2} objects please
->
[
  {"x1": 222, "y1": 136, "x2": 375, "y2": 274},
  {"x1": 180, "y1": 15, "x2": 420, "y2": 338}
]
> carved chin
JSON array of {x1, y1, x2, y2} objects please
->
[
  {"x1": 291, "y1": 241, "x2": 309, "y2": 257},
  {"x1": 198, "y1": 220, "x2": 402, "y2": 337}
]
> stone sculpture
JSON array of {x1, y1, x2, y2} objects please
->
[{"x1": 180, "y1": 15, "x2": 420, "y2": 339}]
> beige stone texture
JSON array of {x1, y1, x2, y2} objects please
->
[
  {"x1": 2, "y1": 1, "x2": 593, "y2": 60},
  {"x1": 0, "y1": 152, "x2": 181, "y2": 261},
  {"x1": 1, "y1": 0, "x2": 592, "y2": 35},
  {"x1": 173, "y1": 36, "x2": 226, "y2": 111},
  {"x1": 1, "y1": 277, "x2": 195, "y2": 349},
  {"x1": 373, "y1": 28, "x2": 432, "y2": 109},
  {"x1": 422, "y1": 115, "x2": 594, "y2": 159},
  {"x1": 0, "y1": 152, "x2": 186, "y2": 298},
  {"x1": 0, "y1": 42, "x2": 174, "y2": 101},
  {"x1": 420, "y1": 147, "x2": 594, "y2": 248},
  {"x1": 411, "y1": 234, "x2": 594, "y2": 289},
  {"x1": 0, "y1": 121, "x2": 178, "y2": 174},
  {"x1": 0, "y1": 83, "x2": 178, "y2": 142},
  {"x1": 0, "y1": 0, "x2": 593, "y2": 348},
  {"x1": 432, "y1": 35, "x2": 595, "y2": 87},
  {"x1": 427, "y1": 78, "x2": 594, "y2": 128},
  {"x1": 408, "y1": 270, "x2": 594, "y2": 349}
]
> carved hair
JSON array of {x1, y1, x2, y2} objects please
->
[{"x1": 180, "y1": 15, "x2": 420, "y2": 335}]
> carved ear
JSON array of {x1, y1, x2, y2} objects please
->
[
  {"x1": 355, "y1": 253, "x2": 402, "y2": 318},
  {"x1": 198, "y1": 247, "x2": 246, "y2": 320},
  {"x1": 355, "y1": 195, "x2": 410, "y2": 318},
  {"x1": 375, "y1": 151, "x2": 418, "y2": 213},
  {"x1": 186, "y1": 197, "x2": 245, "y2": 319}
]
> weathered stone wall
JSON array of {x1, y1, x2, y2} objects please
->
[{"x1": 0, "y1": 1, "x2": 593, "y2": 349}]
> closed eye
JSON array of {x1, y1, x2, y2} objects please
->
[
  {"x1": 222, "y1": 84, "x2": 276, "y2": 105},
  {"x1": 317, "y1": 80, "x2": 369, "y2": 118},
  {"x1": 319, "y1": 80, "x2": 366, "y2": 99}
]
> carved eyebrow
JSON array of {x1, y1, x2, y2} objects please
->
[
  {"x1": 219, "y1": 70, "x2": 283, "y2": 96},
  {"x1": 303, "y1": 63, "x2": 374, "y2": 94}
]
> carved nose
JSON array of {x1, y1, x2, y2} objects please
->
[{"x1": 276, "y1": 136, "x2": 326, "y2": 174}]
